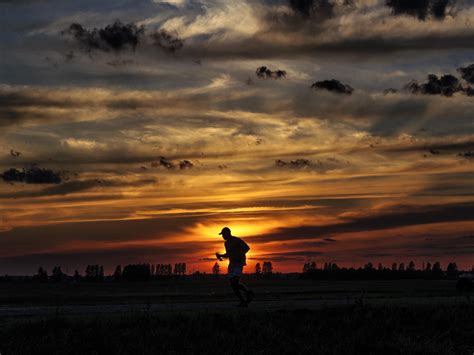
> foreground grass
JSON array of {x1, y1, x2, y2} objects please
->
[{"x1": 0, "y1": 304, "x2": 472, "y2": 354}]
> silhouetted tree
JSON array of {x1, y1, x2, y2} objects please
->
[
  {"x1": 391, "y1": 263, "x2": 397, "y2": 271},
  {"x1": 255, "y1": 262, "x2": 261, "y2": 275},
  {"x1": 85, "y1": 264, "x2": 104, "y2": 282},
  {"x1": 364, "y1": 262, "x2": 374, "y2": 271},
  {"x1": 173, "y1": 263, "x2": 186, "y2": 276},
  {"x1": 262, "y1": 261, "x2": 273, "y2": 275},
  {"x1": 155, "y1": 264, "x2": 173, "y2": 277},
  {"x1": 407, "y1": 261, "x2": 415, "y2": 271},
  {"x1": 113, "y1": 265, "x2": 122, "y2": 281},
  {"x1": 398, "y1": 263, "x2": 405, "y2": 271},
  {"x1": 425, "y1": 262, "x2": 432, "y2": 272},
  {"x1": 34, "y1": 267, "x2": 48, "y2": 282},
  {"x1": 431, "y1": 261, "x2": 443, "y2": 277},
  {"x1": 51, "y1": 266, "x2": 65, "y2": 282},
  {"x1": 122, "y1": 264, "x2": 151, "y2": 282},
  {"x1": 446, "y1": 262, "x2": 458, "y2": 278},
  {"x1": 303, "y1": 261, "x2": 317, "y2": 273}
]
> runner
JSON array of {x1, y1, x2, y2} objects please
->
[{"x1": 216, "y1": 227, "x2": 254, "y2": 307}]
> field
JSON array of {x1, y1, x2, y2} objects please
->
[{"x1": 0, "y1": 277, "x2": 472, "y2": 354}]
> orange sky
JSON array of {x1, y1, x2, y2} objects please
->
[{"x1": 1, "y1": 0, "x2": 474, "y2": 274}]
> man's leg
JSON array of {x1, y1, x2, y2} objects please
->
[
  {"x1": 229, "y1": 276, "x2": 247, "y2": 303},
  {"x1": 237, "y1": 280, "x2": 249, "y2": 293},
  {"x1": 238, "y1": 280, "x2": 254, "y2": 303}
]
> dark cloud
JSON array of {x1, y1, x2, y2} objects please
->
[
  {"x1": 62, "y1": 21, "x2": 145, "y2": 54},
  {"x1": 383, "y1": 88, "x2": 398, "y2": 95},
  {"x1": 249, "y1": 201, "x2": 474, "y2": 243},
  {"x1": 458, "y1": 151, "x2": 474, "y2": 158},
  {"x1": 180, "y1": 31, "x2": 474, "y2": 60},
  {"x1": 151, "y1": 156, "x2": 175, "y2": 169},
  {"x1": 151, "y1": 157, "x2": 194, "y2": 170},
  {"x1": 150, "y1": 29, "x2": 184, "y2": 53},
  {"x1": 465, "y1": 87, "x2": 474, "y2": 96},
  {"x1": 10, "y1": 150, "x2": 20, "y2": 157},
  {"x1": 311, "y1": 79, "x2": 354, "y2": 95},
  {"x1": 1, "y1": 166, "x2": 62, "y2": 184},
  {"x1": 275, "y1": 158, "x2": 311, "y2": 168},
  {"x1": 289, "y1": 0, "x2": 335, "y2": 20},
  {"x1": 106, "y1": 58, "x2": 134, "y2": 67},
  {"x1": 179, "y1": 160, "x2": 194, "y2": 170},
  {"x1": 405, "y1": 74, "x2": 462, "y2": 97},
  {"x1": 256, "y1": 66, "x2": 287, "y2": 79},
  {"x1": 384, "y1": 140, "x2": 474, "y2": 154},
  {"x1": 385, "y1": 0, "x2": 454, "y2": 20},
  {"x1": 0, "y1": 178, "x2": 157, "y2": 199},
  {"x1": 457, "y1": 64, "x2": 474, "y2": 84}
]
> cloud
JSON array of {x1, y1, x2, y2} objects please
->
[
  {"x1": 311, "y1": 79, "x2": 354, "y2": 94},
  {"x1": 150, "y1": 29, "x2": 184, "y2": 53},
  {"x1": 405, "y1": 74, "x2": 462, "y2": 97},
  {"x1": 457, "y1": 63, "x2": 474, "y2": 84},
  {"x1": 383, "y1": 88, "x2": 398, "y2": 95},
  {"x1": 256, "y1": 66, "x2": 287, "y2": 79},
  {"x1": 1, "y1": 166, "x2": 62, "y2": 184},
  {"x1": 382, "y1": 139, "x2": 474, "y2": 155},
  {"x1": 0, "y1": 178, "x2": 158, "y2": 199},
  {"x1": 150, "y1": 156, "x2": 194, "y2": 170},
  {"x1": 275, "y1": 159, "x2": 311, "y2": 169},
  {"x1": 62, "y1": 21, "x2": 145, "y2": 54},
  {"x1": 10, "y1": 150, "x2": 21, "y2": 157},
  {"x1": 288, "y1": 0, "x2": 335, "y2": 20},
  {"x1": 151, "y1": 156, "x2": 175, "y2": 169},
  {"x1": 458, "y1": 151, "x2": 474, "y2": 158},
  {"x1": 249, "y1": 201, "x2": 474, "y2": 243},
  {"x1": 179, "y1": 160, "x2": 194, "y2": 169},
  {"x1": 385, "y1": 0, "x2": 454, "y2": 20}
]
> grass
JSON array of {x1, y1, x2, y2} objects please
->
[
  {"x1": 0, "y1": 304, "x2": 472, "y2": 354},
  {"x1": 0, "y1": 279, "x2": 459, "y2": 306}
]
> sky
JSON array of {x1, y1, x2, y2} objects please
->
[{"x1": 0, "y1": 0, "x2": 473, "y2": 275}]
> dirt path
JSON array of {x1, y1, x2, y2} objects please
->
[{"x1": 0, "y1": 296, "x2": 467, "y2": 317}]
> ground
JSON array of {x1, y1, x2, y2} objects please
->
[{"x1": 0, "y1": 278, "x2": 472, "y2": 354}]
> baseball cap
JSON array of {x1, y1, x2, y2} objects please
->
[{"x1": 219, "y1": 227, "x2": 231, "y2": 235}]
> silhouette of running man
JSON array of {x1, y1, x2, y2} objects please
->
[{"x1": 216, "y1": 227, "x2": 254, "y2": 307}]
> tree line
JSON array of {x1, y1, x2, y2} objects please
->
[
  {"x1": 29, "y1": 263, "x2": 188, "y2": 283},
  {"x1": 1, "y1": 259, "x2": 471, "y2": 283},
  {"x1": 301, "y1": 261, "x2": 469, "y2": 280},
  {"x1": 212, "y1": 261, "x2": 274, "y2": 276}
]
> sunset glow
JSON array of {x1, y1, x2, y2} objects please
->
[{"x1": 1, "y1": 0, "x2": 473, "y2": 275}]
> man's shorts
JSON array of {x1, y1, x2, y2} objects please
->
[{"x1": 227, "y1": 263, "x2": 244, "y2": 278}]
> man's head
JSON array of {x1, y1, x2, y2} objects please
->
[{"x1": 219, "y1": 227, "x2": 232, "y2": 240}]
